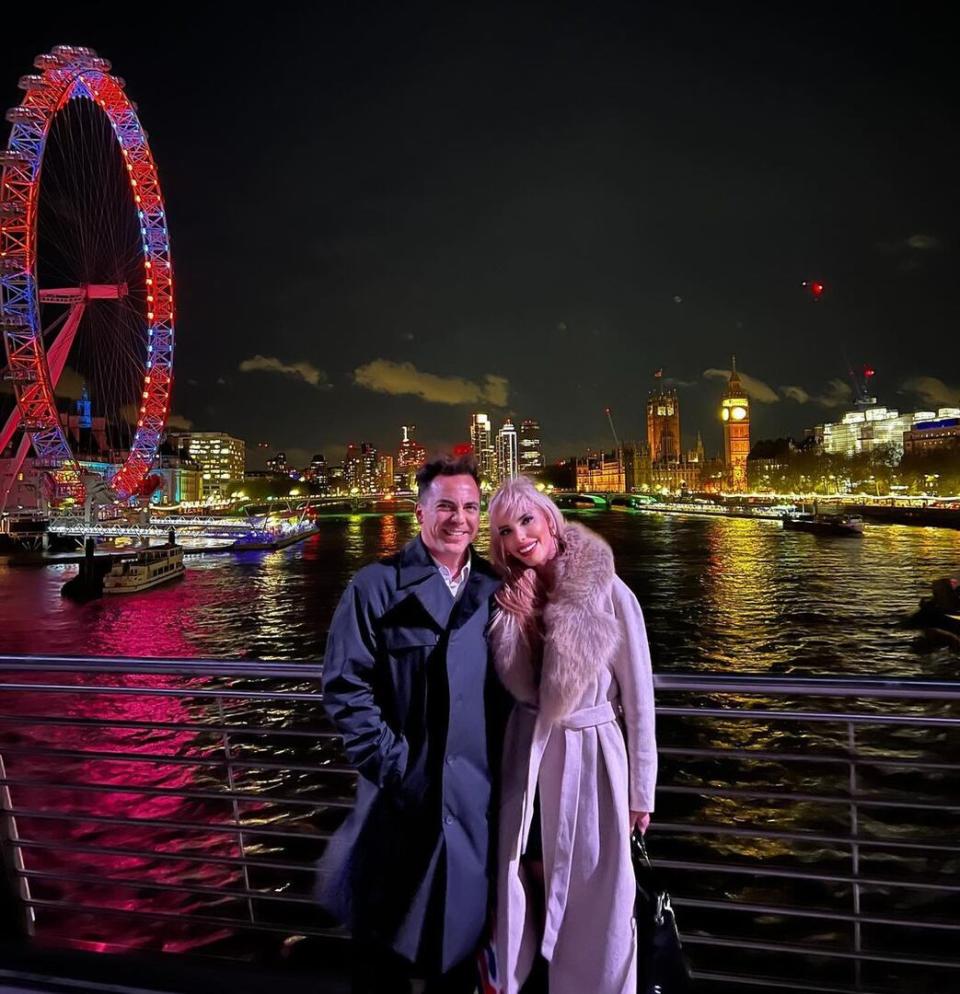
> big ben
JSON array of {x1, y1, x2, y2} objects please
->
[{"x1": 720, "y1": 358, "x2": 750, "y2": 492}]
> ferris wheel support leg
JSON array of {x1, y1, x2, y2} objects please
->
[{"x1": 0, "y1": 301, "x2": 85, "y2": 513}]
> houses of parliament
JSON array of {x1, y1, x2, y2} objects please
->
[{"x1": 575, "y1": 364, "x2": 751, "y2": 494}]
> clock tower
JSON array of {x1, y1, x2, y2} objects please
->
[{"x1": 721, "y1": 357, "x2": 750, "y2": 492}]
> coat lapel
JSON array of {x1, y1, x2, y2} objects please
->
[
  {"x1": 397, "y1": 536, "x2": 454, "y2": 630},
  {"x1": 450, "y1": 556, "x2": 501, "y2": 629}
]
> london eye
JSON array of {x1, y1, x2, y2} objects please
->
[{"x1": 0, "y1": 45, "x2": 175, "y2": 509}]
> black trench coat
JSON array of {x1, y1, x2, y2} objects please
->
[{"x1": 316, "y1": 536, "x2": 503, "y2": 972}]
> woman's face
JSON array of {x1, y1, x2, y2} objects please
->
[{"x1": 494, "y1": 503, "x2": 557, "y2": 570}]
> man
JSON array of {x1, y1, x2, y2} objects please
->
[{"x1": 317, "y1": 454, "x2": 503, "y2": 994}]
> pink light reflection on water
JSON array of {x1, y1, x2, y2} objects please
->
[{"x1": 1, "y1": 665, "x2": 270, "y2": 953}]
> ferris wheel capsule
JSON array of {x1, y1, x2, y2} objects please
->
[{"x1": 17, "y1": 75, "x2": 47, "y2": 91}]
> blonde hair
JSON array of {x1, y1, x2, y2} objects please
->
[{"x1": 488, "y1": 477, "x2": 565, "y2": 623}]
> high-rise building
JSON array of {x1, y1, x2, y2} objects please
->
[
  {"x1": 345, "y1": 442, "x2": 378, "y2": 493},
  {"x1": 377, "y1": 453, "x2": 395, "y2": 492},
  {"x1": 646, "y1": 373, "x2": 681, "y2": 463},
  {"x1": 167, "y1": 431, "x2": 245, "y2": 498},
  {"x1": 470, "y1": 413, "x2": 496, "y2": 482},
  {"x1": 397, "y1": 425, "x2": 427, "y2": 490},
  {"x1": 307, "y1": 454, "x2": 328, "y2": 493},
  {"x1": 497, "y1": 419, "x2": 519, "y2": 482},
  {"x1": 519, "y1": 419, "x2": 544, "y2": 474},
  {"x1": 721, "y1": 359, "x2": 751, "y2": 492}
]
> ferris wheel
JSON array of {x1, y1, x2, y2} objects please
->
[{"x1": 0, "y1": 45, "x2": 175, "y2": 507}]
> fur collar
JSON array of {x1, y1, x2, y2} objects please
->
[{"x1": 490, "y1": 522, "x2": 620, "y2": 721}]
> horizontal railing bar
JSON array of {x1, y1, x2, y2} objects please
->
[
  {"x1": 682, "y1": 934, "x2": 960, "y2": 969},
  {"x1": 0, "y1": 743, "x2": 355, "y2": 775},
  {"x1": 23, "y1": 896, "x2": 347, "y2": 938},
  {"x1": 658, "y1": 744, "x2": 960, "y2": 772},
  {"x1": 14, "y1": 837, "x2": 318, "y2": 874},
  {"x1": 658, "y1": 783, "x2": 960, "y2": 811},
  {"x1": 0, "y1": 775, "x2": 354, "y2": 809},
  {"x1": 19, "y1": 867, "x2": 318, "y2": 905},
  {"x1": 0, "y1": 655, "x2": 325, "y2": 681},
  {"x1": 5, "y1": 741, "x2": 952, "y2": 779},
  {"x1": 653, "y1": 820, "x2": 960, "y2": 853},
  {"x1": 6, "y1": 657, "x2": 960, "y2": 701},
  {"x1": 0, "y1": 681, "x2": 324, "y2": 702},
  {"x1": 656, "y1": 857, "x2": 960, "y2": 892},
  {"x1": 654, "y1": 673, "x2": 960, "y2": 700},
  {"x1": 690, "y1": 969, "x2": 891, "y2": 994},
  {"x1": 4, "y1": 773, "x2": 949, "y2": 816},
  {"x1": 657, "y1": 705, "x2": 960, "y2": 727},
  {"x1": 6, "y1": 807, "x2": 332, "y2": 841},
  {"x1": 674, "y1": 896, "x2": 960, "y2": 930},
  {"x1": 0, "y1": 713, "x2": 337, "y2": 739}
]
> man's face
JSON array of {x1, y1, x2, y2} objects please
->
[{"x1": 416, "y1": 474, "x2": 481, "y2": 566}]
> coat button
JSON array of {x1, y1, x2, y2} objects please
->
[
  {"x1": 444, "y1": 814, "x2": 454, "y2": 826},
  {"x1": 446, "y1": 754, "x2": 456, "y2": 765}
]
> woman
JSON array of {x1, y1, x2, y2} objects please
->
[{"x1": 487, "y1": 477, "x2": 657, "y2": 994}]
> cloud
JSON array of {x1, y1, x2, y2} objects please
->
[
  {"x1": 906, "y1": 234, "x2": 941, "y2": 251},
  {"x1": 703, "y1": 368, "x2": 779, "y2": 403},
  {"x1": 354, "y1": 359, "x2": 509, "y2": 407},
  {"x1": 780, "y1": 379, "x2": 852, "y2": 408},
  {"x1": 665, "y1": 377, "x2": 697, "y2": 388},
  {"x1": 238, "y1": 354, "x2": 330, "y2": 389},
  {"x1": 781, "y1": 385, "x2": 810, "y2": 404},
  {"x1": 901, "y1": 376, "x2": 959, "y2": 408}
]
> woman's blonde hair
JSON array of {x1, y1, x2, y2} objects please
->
[{"x1": 488, "y1": 476, "x2": 565, "y2": 622}]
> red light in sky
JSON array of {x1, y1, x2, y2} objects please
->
[{"x1": 802, "y1": 281, "x2": 825, "y2": 300}]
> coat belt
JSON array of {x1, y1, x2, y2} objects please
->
[{"x1": 520, "y1": 698, "x2": 622, "y2": 961}]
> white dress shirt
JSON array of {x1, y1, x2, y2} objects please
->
[{"x1": 430, "y1": 552, "x2": 472, "y2": 601}]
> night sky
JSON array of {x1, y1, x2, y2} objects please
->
[{"x1": 4, "y1": 3, "x2": 958, "y2": 467}]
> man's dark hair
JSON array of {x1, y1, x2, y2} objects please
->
[{"x1": 416, "y1": 454, "x2": 480, "y2": 501}]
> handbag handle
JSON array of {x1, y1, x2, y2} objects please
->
[{"x1": 631, "y1": 827, "x2": 653, "y2": 869}]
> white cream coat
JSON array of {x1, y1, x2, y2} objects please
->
[{"x1": 490, "y1": 523, "x2": 657, "y2": 994}]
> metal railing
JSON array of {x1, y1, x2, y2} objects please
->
[{"x1": 0, "y1": 656, "x2": 957, "y2": 994}]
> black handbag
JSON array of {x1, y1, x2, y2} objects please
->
[{"x1": 633, "y1": 831, "x2": 692, "y2": 994}]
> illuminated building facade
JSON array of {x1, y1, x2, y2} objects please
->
[
  {"x1": 497, "y1": 419, "x2": 519, "y2": 481},
  {"x1": 345, "y1": 442, "x2": 378, "y2": 494},
  {"x1": 397, "y1": 426, "x2": 427, "y2": 490},
  {"x1": 519, "y1": 419, "x2": 544, "y2": 473},
  {"x1": 818, "y1": 407, "x2": 920, "y2": 458},
  {"x1": 167, "y1": 431, "x2": 245, "y2": 498},
  {"x1": 576, "y1": 450, "x2": 625, "y2": 492},
  {"x1": 721, "y1": 361, "x2": 751, "y2": 492},
  {"x1": 903, "y1": 409, "x2": 960, "y2": 455},
  {"x1": 470, "y1": 413, "x2": 496, "y2": 483},
  {"x1": 646, "y1": 377, "x2": 681, "y2": 463}
]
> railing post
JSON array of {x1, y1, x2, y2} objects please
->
[
  {"x1": 0, "y1": 751, "x2": 36, "y2": 941},
  {"x1": 216, "y1": 698, "x2": 256, "y2": 924},
  {"x1": 847, "y1": 721, "x2": 862, "y2": 991}
]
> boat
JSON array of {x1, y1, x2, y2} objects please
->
[
  {"x1": 102, "y1": 543, "x2": 185, "y2": 593},
  {"x1": 782, "y1": 510, "x2": 864, "y2": 537}
]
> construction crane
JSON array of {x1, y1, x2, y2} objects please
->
[{"x1": 604, "y1": 407, "x2": 621, "y2": 453}]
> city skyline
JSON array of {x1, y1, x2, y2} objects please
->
[{"x1": 3, "y1": 4, "x2": 958, "y2": 473}]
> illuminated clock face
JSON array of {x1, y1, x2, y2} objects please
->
[
  {"x1": 731, "y1": 406, "x2": 747, "y2": 421},
  {"x1": 721, "y1": 408, "x2": 730, "y2": 421}
]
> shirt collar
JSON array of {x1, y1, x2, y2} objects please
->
[{"x1": 428, "y1": 550, "x2": 471, "y2": 583}]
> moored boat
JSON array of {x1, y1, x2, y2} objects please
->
[{"x1": 102, "y1": 543, "x2": 185, "y2": 593}]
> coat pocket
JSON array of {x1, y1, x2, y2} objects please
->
[{"x1": 381, "y1": 626, "x2": 440, "y2": 652}]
